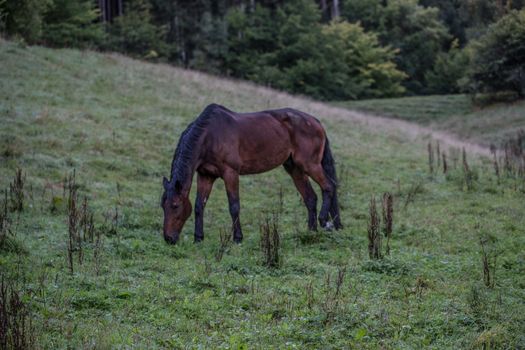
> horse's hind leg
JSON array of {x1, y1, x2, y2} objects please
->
[
  {"x1": 304, "y1": 164, "x2": 335, "y2": 230},
  {"x1": 222, "y1": 167, "x2": 243, "y2": 243},
  {"x1": 283, "y1": 159, "x2": 318, "y2": 230}
]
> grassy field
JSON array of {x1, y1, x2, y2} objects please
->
[
  {"x1": 1, "y1": 40, "x2": 525, "y2": 349},
  {"x1": 336, "y1": 95, "x2": 525, "y2": 147}
]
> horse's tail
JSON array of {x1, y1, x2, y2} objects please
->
[{"x1": 321, "y1": 137, "x2": 343, "y2": 229}]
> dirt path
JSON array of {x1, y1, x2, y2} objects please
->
[
  {"x1": 344, "y1": 109, "x2": 492, "y2": 157},
  {"x1": 121, "y1": 54, "x2": 492, "y2": 157},
  {"x1": 302, "y1": 101, "x2": 493, "y2": 158},
  {"x1": 211, "y1": 76, "x2": 495, "y2": 157}
]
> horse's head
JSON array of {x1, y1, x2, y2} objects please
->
[{"x1": 161, "y1": 177, "x2": 192, "y2": 244}]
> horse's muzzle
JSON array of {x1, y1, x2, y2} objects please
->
[{"x1": 164, "y1": 232, "x2": 179, "y2": 244}]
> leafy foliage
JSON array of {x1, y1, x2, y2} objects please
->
[
  {"x1": 225, "y1": 2, "x2": 405, "y2": 100},
  {"x1": 316, "y1": 21, "x2": 406, "y2": 99},
  {"x1": 468, "y1": 9, "x2": 525, "y2": 98},
  {"x1": 0, "y1": 0, "x2": 52, "y2": 42},
  {"x1": 106, "y1": 0, "x2": 166, "y2": 58},
  {"x1": 1, "y1": 0, "x2": 524, "y2": 101},
  {"x1": 43, "y1": 0, "x2": 105, "y2": 48},
  {"x1": 225, "y1": 0, "x2": 320, "y2": 90},
  {"x1": 425, "y1": 40, "x2": 471, "y2": 94},
  {"x1": 378, "y1": 0, "x2": 451, "y2": 93},
  {"x1": 189, "y1": 11, "x2": 228, "y2": 73}
]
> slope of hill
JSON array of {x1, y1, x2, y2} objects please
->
[
  {"x1": 1, "y1": 40, "x2": 524, "y2": 349},
  {"x1": 336, "y1": 95, "x2": 525, "y2": 147}
]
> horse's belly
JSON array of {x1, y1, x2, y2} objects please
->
[
  {"x1": 239, "y1": 148, "x2": 290, "y2": 175},
  {"x1": 220, "y1": 114, "x2": 293, "y2": 175},
  {"x1": 238, "y1": 135, "x2": 291, "y2": 175}
]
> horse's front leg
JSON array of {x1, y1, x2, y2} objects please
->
[
  {"x1": 194, "y1": 173, "x2": 216, "y2": 242},
  {"x1": 223, "y1": 168, "x2": 243, "y2": 243}
]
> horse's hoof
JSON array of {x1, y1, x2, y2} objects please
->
[
  {"x1": 194, "y1": 237, "x2": 204, "y2": 243},
  {"x1": 233, "y1": 237, "x2": 243, "y2": 244},
  {"x1": 323, "y1": 222, "x2": 334, "y2": 231}
]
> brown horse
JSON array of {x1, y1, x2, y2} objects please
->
[{"x1": 161, "y1": 103, "x2": 342, "y2": 244}]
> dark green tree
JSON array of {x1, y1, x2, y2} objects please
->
[
  {"x1": 149, "y1": 0, "x2": 232, "y2": 65},
  {"x1": 107, "y1": 0, "x2": 166, "y2": 58},
  {"x1": 190, "y1": 11, "x2": 228, "y2": 73},
  {"x1": 378, "y1": 0, "x2": 451, "y2": 93},
  {"x1": 425, "y1": 40, "x2": 470, "y2": 93},
  {"x1": 286, "y1": 20, "x2": 406, "y2": 100},
  {"x1": 342, "y1": 0, "x2": 451, "y2": 94},
  {"x1": 0, "y1": 0, "x2": 52, "y2": 42},
  {"x1": 341, "y1": 0, "x2": 384, "y2": 30},
  {"x1": 225, "y1": 3, "x2": 283, "y2": 84},
  {"x1": 43, "y1": 0, "x2": 105, "y2": 48},
  {"x1": 419, "y1": 0, "x2": 468, "y2": 44},
  {"x1": 468, "y1": 9, "x2": 525, "y2": 97},
  {"x1": 224, "y1": 0, "x2": 407, "y2": 100}
]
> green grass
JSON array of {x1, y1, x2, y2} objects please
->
[
  {"x1": 1, "y1": 40, "x2": 525, "y2": 349},
  {"x1": 336, "y1": 95, "x2": 525, "y2": 146}
]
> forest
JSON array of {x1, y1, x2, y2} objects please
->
[{"x1": 1, "y1": 0, "x2": 524, "y2": 101}]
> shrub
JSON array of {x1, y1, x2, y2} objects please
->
[
  {"x1": 425, "y1": 40, "x2": 471, "y2": 94},
  {"x1": 8, "y1": 168, "x2": 25, "y2": 212},
  {"x1": 225, "y1": 1, "x2": 406, "y2": 100},
  {"x1": 260, "y1": 213, "x2": 281, "y2": 268},
  {"x1": 0, "y1": 0, "x2": 52, "y2": 42},
  {"x1": 0, "y1": 278, "x2": 36, "y2": 349},
  {"x1": 377, "y1": 0, "x2": 451, "y2": 94},
  {"x1": 42, "y1": 0, "x2": 105, "y2": 48},
  {"x1": 106, "y1": 0, "x2": 166, "y2": 58},
  {"x1": 367, "y1": 196, "x2": 381, "y2": 259},
  {"x1": 317, "y1": 20, "x2": 407, "y2": 99},
  {"x1": 468, "y1": 10, "x2": 525, "y2": 98}
]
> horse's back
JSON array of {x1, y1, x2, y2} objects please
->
[
  {"x1": 199, "y1": 105, "x2": 327, "y2": 174},
  {"x1": 268, "y1": 108, "x2": 326, "y2": 164},
  {"x1": 270, "y1": 108, "x2": 325, "y2": 138}
]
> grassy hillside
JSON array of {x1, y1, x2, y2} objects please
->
[
  {"x1": 336, "y1": 95, "x2": 525, "y2": 147},
  {"x1": 1, "y1": 40, "x2": 524, "y2": 349}
]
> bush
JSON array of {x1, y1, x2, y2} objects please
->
[
  {"x1": 225, "y1": 1, "x2": 406, "y2": 100},
  {"x1": 319, "y1": 21, "x2": 406, "y2": 99},
  {"x1": 106, "y1": 0, "x2": 166, "y2": 58},
  {"x1": 425, "y1": 40, "x2": 471, "y2": 94},
  {"x1": 378, "y1": 0, "x2": 451, "y2": 94},
  {"x1": 468, "y1": 10, "x2": 525, "y2": 98},
  {"x1": 283, "y1": 20, "x2": 406, "y2": 100},
  {"x1": 42, "y1": 0, "x2": 105, "y2": 48},
  {"x1": 224, "y1": 0, "x2": 317, "y2": 90},
  {"x1": 189, "y1": 12, "x2": 228, "y2": 73},
  {"x1": 0, "y1": 0, "x2": 52, "y2": 42}
]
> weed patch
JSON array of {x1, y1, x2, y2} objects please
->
[{"x1": 362, "y1": 259, "x2": 410, "y2": 276}]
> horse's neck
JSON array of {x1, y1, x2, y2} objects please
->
[
  {"x1": 180, "y1": 165, "x2": 196, "y2": 194},
  {"x1": 170, "y1": 117, "x2": 210, "y2": 194},
  {"x1": 171, "y1": 143, "x2": 200, "y2": 194}
]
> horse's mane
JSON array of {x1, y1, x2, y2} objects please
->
[{"x1": 169, "y1": 104, "x2": 223, "y2": 186}]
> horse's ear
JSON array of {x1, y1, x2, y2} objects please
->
[{"x1": 162, "y1": 177, "x2": 169, "y2": 190}]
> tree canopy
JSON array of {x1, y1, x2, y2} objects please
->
[
  {"x1": 468, "y1": 9, "x2": 525, "y2": 98},
  {"x1": 0, "y1": 0, "x2": 523, "y2": 100}
]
